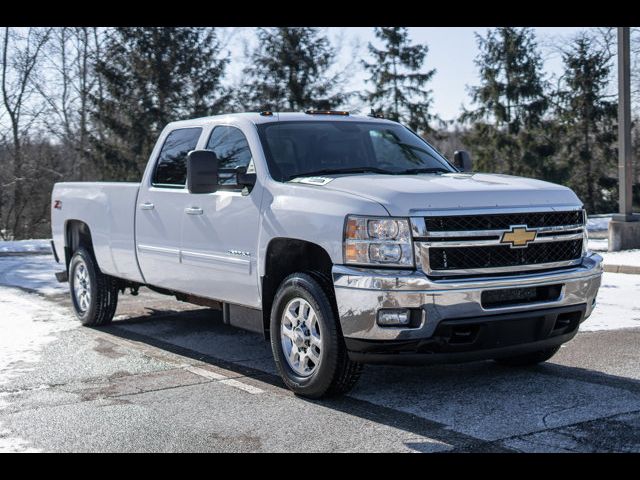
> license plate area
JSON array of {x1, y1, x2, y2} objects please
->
[{"x1": 481, "y1": 284, "x2": 563, "y2": 309}]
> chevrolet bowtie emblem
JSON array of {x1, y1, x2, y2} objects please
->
[{"x1": 501, "y1": 225, "x2": 537, "y2": 248}]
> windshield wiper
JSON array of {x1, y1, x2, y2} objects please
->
[
  {"x1": 286, "y1": 167, "x2": 393, "y2": 181},
  {"x1": 286, "y1": 166, "x2": 452, "y2": 181},
  {"x1": 394, "y1": 167, "x2": 451, "y2": 175}
]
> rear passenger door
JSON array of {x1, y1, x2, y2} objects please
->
[
  {"x1": 178, "y1": 125, "x2": 262, "y2": 307},
  {"x1": 135, "y1": 127, "x2": 202, "y2": 290}
]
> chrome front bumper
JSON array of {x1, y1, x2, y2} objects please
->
[{"x1": 332, "y1": 252, "x2": 603, "y2": 342}]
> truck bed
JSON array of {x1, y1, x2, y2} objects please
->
[{"x1": 51, "y1": 182, "x2": 144, "y2": 284}]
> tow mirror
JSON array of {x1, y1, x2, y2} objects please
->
[
  {"x1": 187, "y1": 150, "x2": 219, "y2": 194},
  {"x1": 453, "y1": 150, "x2": 472, "y2": 172}
]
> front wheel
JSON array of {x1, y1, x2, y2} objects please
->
[
  {"x1": 69, "y1": 248, "x2": 118, "y2": 326},
  {"x1": 270, "y1": 273, "x2": 363, "y2": 398}
]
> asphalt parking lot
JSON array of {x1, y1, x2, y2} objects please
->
[{"x1": 1, "y1": 254, "x2": 640, "y2": 452}]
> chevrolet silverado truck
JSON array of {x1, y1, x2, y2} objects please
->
[{"x1": 51, "y1": 111, "x2": 603, "y2": 398}]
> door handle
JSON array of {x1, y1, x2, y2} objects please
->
[
  {"x1": 140, "y1": 202, "x2": 155, "y2": 210},
  {"x1": 185, "y1": 207, "x2": 203, "y2": 215}
]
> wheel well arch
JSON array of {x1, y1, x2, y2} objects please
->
[
  {"x1": 64, "y1": 220, "x2": 94, "y2": 271},
  {"x1": 261, "y1": 238, "x2": 334, "y2": 337}
]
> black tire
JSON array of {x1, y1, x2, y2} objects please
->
[
  {"x1": 494, "y1": 346, "x2": 561, "y2": 367},
  {"x1": 270, "y1": 272, "x2": 363, "y2": 398},
  {"x1": 68, "y1": 247, "x2": 118, "y2": 326}
]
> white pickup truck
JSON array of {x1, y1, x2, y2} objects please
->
[{"x1": 51, "y1": 111, "x2": 603, "y2": 398}]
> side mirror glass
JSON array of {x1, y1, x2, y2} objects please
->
[
  {"x1": 453, "y1": 150, "x2": 472, "y2": 172},
  {"x1": 217, "y1": 165, "x2": 257, "y2": 194},
  {"x1": 187, "y1": 150, "x2": 219, "y2": 194},
  {"x1": 235, "y1": 166, "x2": 257, "y2": 190}
]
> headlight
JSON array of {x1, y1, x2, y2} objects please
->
[{"x1": 343, "y1": 215, "x2": 413, "y2": 267}]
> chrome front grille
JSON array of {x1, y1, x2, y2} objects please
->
[
  {"x1": 424, "y1": 210, "x2": 584, "y2": 232},
  {"x1": 411, "y1": 208, "x2": 587, "y2": 276},
  {"x1": 428, "y1": 239, "x2": 583, "y2": 271}
]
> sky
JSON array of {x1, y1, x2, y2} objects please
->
[{"x1": 223, "y1": 27, "x2": 590, "y2": 122}]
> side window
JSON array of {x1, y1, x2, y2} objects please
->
[
  {"x1": 206, "y1": 126, "x2": 254, "y2": 185},
  {"x1": 152, "y1": 127, "x2": 202, "y2": 187}
]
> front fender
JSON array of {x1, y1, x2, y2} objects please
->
[{"x1": 257, "y1": 180, "x2": 388, "y2": 277}]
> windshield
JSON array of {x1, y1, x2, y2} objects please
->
[{"x1": 256, "y1": 121, "x2": 455, "y2": 182}]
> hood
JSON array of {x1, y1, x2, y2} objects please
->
[{"x1": 318, "y1": 173, "x2": 582, "y2": 216}]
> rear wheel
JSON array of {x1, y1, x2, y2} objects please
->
[
  {"x1": 270, "y1": 273, "x2": 363, "y2": 398},
  {"x1": 494, "y1": 346, "x2": 561, "y2": 367},
  {"x1": 69, "y1": 248, "x2": 118, "y2": 326}
]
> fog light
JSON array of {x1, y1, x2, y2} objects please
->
[{"x1": 377, "y1": 309, "x2": 411, "y2": 327}]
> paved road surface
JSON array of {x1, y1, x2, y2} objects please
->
[{"x1": 1, "y1": 255, "x2": 640, "y2": 452}]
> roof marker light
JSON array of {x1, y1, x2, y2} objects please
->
[{"x1": 304, "y1": 110, "x2": 349, "y2": 116}]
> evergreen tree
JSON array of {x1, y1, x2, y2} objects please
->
[
  {"x1": 554, "y1": 33, "x2": 617, "y2": 213},
  {"x1": 91, "y1": 27, "x2": 229, "y2": 180},
  {"x1": 237, "y1": 27, "x2": 347, "y2": 112},
  {"x1": 461, "y1": 27, "x2": 549, "y2": 176},
  {"x1": 362, "y1": 27, "x2": 438, "y2": 135}
]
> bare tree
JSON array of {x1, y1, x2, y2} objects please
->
[
  {"x1": 35, "y1": 27, "x2": 103, "y2": 180},
  {"x1": 0, "y1": 27, "x2": 51, "y2": 239}
]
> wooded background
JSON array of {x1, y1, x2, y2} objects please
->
[{"x1": 1, "y1": 27, "x2": 639, "y2": 240}]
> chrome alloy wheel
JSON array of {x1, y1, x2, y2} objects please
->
[
  {"x1": 280, "y1": 297, "x2": 323, "y2": 377},
  {"x1": 73, "y1": 260, "x2": 92, "y2": 313}
]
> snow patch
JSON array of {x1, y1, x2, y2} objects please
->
[
  {"x1": 599, "y1": 249, "x2": 640, "y2": 268},
  {"x1": 0, "y1": 239, "x2": 51, "y2": 254},
  {"x1": 0, "y1": 288, "x2": 77, "y2": 387},
  {"x1": 587, "y1": 215, "x2": 611, "y2": 232},
  {"x1": 0, "y1": 288, "x2": 77, "y2": 452},
  {"x1": 581, "y1": 272, "x2": 640, "y2": 331},
  {"x1": 0, "y1": 255, "x2": 66, "y2": 296},
  {"x1": 0, "y1": 426, "x2": 42, "y2": 453},
  {"x1": 588, "y1": 238, "x2": 608, "y2": 252}
]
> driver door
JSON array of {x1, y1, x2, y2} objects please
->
[{"x1": 178, "y1": 125, "x2": 262, "y2": 308}]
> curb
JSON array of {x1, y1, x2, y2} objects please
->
[{"x1": 604, "y1": 264, "x2": 640, "y2": 275}]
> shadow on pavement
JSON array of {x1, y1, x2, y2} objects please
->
[{"x1": 97, "y1": 307, "x2": 640, "y2": 452}]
